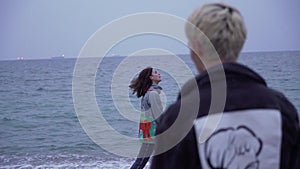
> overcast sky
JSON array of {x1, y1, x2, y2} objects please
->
[{"x1": 0, "y1": 0, "x2": 299, "y2": 60}]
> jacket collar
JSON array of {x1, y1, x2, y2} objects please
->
[
  {"x1": 196, "y1": 62, "x2": 267, "y2": 87},
  {"x1": 149, "y1": 84, "x2": 162, "y2": 94},
  {"x1": 179, "y1": 62, "x2": 267, "y2": 99}
]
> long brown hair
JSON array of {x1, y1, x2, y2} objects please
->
[{"x1": 129, "y1": 67, "x2": 153, "y2": 98}]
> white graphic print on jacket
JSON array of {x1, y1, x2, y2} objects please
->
[{"x1": 194, "y1": 109, "x2": 281, "y2": 169}]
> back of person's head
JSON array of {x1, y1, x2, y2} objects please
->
[
  {"x1": 185, "y1": 3, "x2": 247, "y2": 61},
  {"x1": 129, "y1": 67, "x2": 153, "y2": 98}
]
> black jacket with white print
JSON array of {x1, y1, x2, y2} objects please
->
[{"x1": 151, "y1": 62, "x2": 299, "y2": 169}]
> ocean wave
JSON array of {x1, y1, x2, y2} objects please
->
[
  {"x1": 35, "y1": 87, "x2": 71, "y2": 92},
  {"x1": 0, "y1": 154, "x2": 149, "y2": 169},
  {"x1": 1, "y1": 117, "x2": 14, "y2": 121}
]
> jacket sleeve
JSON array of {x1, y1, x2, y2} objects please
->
[
  {"x1": 149, "y1": 91, "x2": 163, "y2": 120},
  {"x1": 292, "y1": 129, "x2": 300, "y2": 168},
  {"x1": 284, "y1": 102, "x2": 300, "y2": 169},
  {"x1": 274, "y1": 89, "x2": 300, "y2": 169},
  {"x1": 150, "y1": 102, "x2": 201, "y2": 169}
]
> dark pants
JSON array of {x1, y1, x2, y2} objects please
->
[{"x1": 130, "y1": 143, "x2": 154, "y2": 169}]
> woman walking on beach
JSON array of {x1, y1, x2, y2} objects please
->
[{"x1": 129, "y1": 67, "x2": 163, "y2": 169}]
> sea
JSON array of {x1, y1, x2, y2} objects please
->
[{"x1": 0, "y1": 51, "x2": 299, "y2": 168}]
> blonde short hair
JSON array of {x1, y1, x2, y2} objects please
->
[{"x1": 185, "y1": 3, "x2": 247, "y2": 60}]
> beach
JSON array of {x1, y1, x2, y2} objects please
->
[{"x1": 0, "y1": 51, "x2": 299, "y2": 168}]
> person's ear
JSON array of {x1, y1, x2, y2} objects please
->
[{"x1": 190, "y1": 39, "x2": 205, "y2": 72}]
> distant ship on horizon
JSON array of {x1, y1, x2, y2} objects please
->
[
  {"x1": 17, "y1": 57, "x2": 25, "y2": 60},
  {"x1": 51, "y1": 55, "x2": 65, "y2": 59}
]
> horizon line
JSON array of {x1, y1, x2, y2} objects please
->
[{"x1": 1, "y1": 49, "x2": 300, "y2": 61}]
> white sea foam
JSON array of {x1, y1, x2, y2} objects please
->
[
  {"x1": 0, "y1": 160, "x2": 150, "y2": 169},
  {"x1": 0, "y1": 154, "x2": 151, "y2": 169}
]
